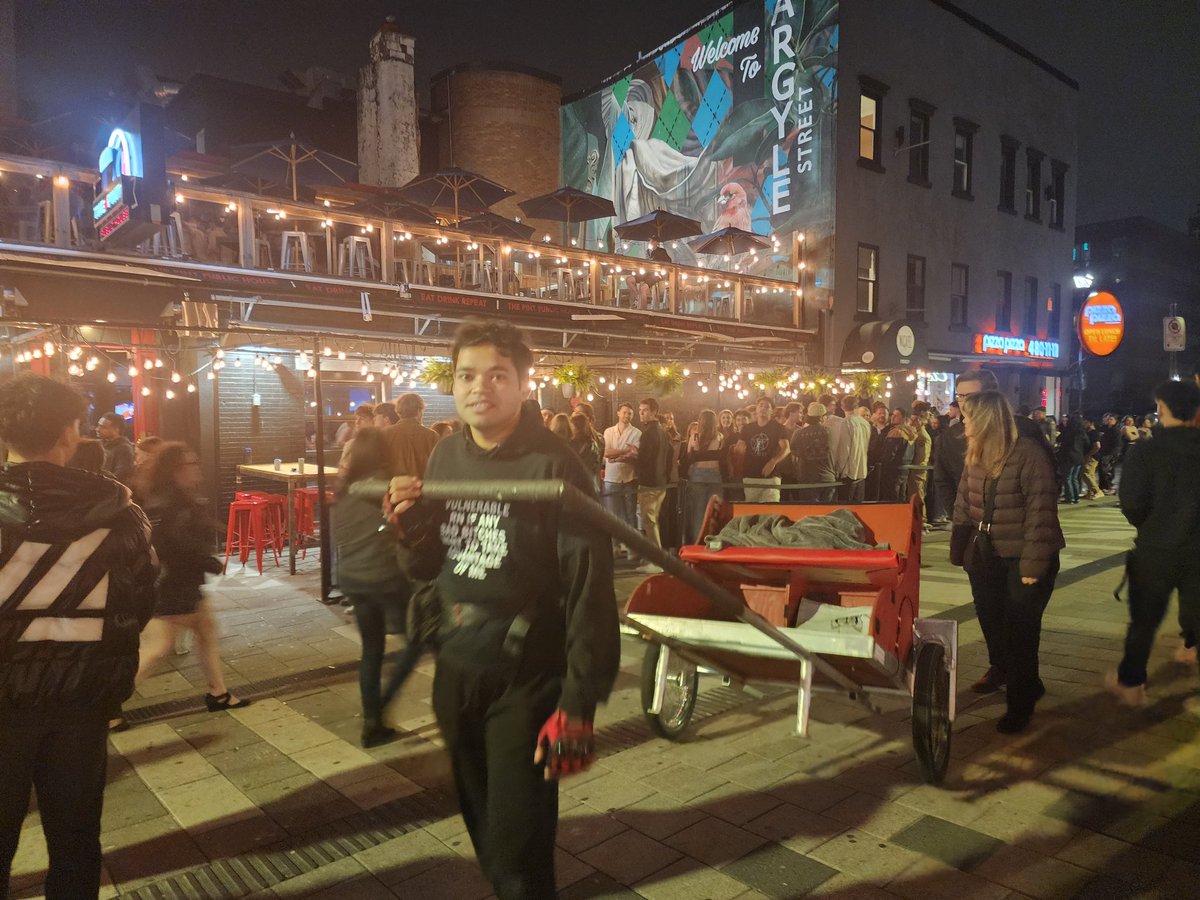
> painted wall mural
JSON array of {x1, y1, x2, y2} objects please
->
[{"x1": 561, "y1": 0, "x2": 837, "y2": 292}]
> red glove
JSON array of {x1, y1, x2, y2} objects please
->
[{"x1": 534, "y1": 711, "x2": 595, "y2": 780}]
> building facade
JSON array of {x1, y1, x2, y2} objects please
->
[{"x1": 1072, "y1": 216, "x2": 1200, "y2": 415}]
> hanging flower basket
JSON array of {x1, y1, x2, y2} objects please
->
[
  {"x1": 751, "y1": 367, "x2": 791, "y2": 399},
  {"x1": 552, "y1": 362, "x2": 595, "y2": 399},
  {"x1": 419, "y1": 359, "x2": 455, "y2": 395},
  {"x1": 635, "y1": 364, "x2": 685, "y2": 397}
]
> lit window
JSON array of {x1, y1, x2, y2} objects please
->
[{"x1": 857, "y1": 244, "x2": 879, "y2": 315}]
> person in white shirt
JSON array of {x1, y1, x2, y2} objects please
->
[
  {"x1": 602, "y1": 402, "x2": 641, "y2": 556},
  {"x1": 833, "y1": 395, "x2": 871, "y2": 501}
]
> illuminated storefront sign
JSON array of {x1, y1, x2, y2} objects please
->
[
  {"x1": 973, "y1": 332, "x2": 1060, "y2": 360},
  {"x1": 560, "y1": 0, "x2": 838, "y2": 287},
  {"x1": 91, "y1": 105, "x2": 169, "y2": 246},
  {"x1": 1079, "y1": 292, "x2": 1125, "y2": 356}
]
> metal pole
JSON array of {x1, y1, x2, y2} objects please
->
[
  {"x1": 1169, "y1": 302, "x2": 1179, "y2": 381},
  {"x1": 313, "y1": 335, "x2": 331, "y2": 602}
]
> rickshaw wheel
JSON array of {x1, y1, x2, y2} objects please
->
[
  {"x1": 912, "y1": 640, "x2": 952, "y2": 784},
  {"x1": 640, "y1": 643, "x2": 698, "y2": 739}
]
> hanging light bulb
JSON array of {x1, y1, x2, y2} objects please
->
[
  {"x1": 337, "y1": 351, "x2": 346, "y2": 360},
  {"x1": 128, "y1": 366, "x2": 138, "y2": 378},
  {"x1": 165, "y1": 389, "x2": 175, "y2": 400},
  {"x1": 630, "y1": 360, "x2": 638, "y2": 370},
  {"x1": 187, "y1": 383, "x2": 196, "y2": 393},
  {"x1": 170, "y1": 371, "x2": 181, "y2": 383},
  {"x1": 607, "y1": 383, "x2": 616, "y2": 392},
  {"x1": 233, "y1": 358, "x2": 241, "y2": 367},
  {"x1": 141, "y1": 386, "x2": 151, "y2": 397},
  {"x1": 207, "y1": 371, "x2": 215, "y2": 381},
  {"x1": 154, "y1": 359, "x2": 163, "y2": 368},
  {"x1": 360, "y1": 362, "x2": 369, "y2": 376},
  {"x1": 323, "y1": 346, "x2": 332, "y2": 356},
  {"x1": 143, "y1": 359, "x2": 153, "y2": 370}
]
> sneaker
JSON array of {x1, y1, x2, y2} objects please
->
[
  {"x1": 1175, "y1": 643, "x2": 1198, "y2": 665},
  {"x1": 1104, "y1": 670, "x2": 1147, "y2": 707},
  {"x1": 970, "y1": 667, "x2": 1006, "y2": 694},
  {"x1": 635, "y1": 562, "x2": 664, "y2": 574},
  {"x1": 996, "y1": 708, "x2": 1034, "y2": 734}
]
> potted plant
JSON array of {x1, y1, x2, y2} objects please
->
[
  {"x1": 552, "y1": 362, "x2": 595, "y2": 399},
  {"x1": 751, "y1": 367, "x2": 791, "y2": 399},
  {"x1": 419, "y1": 359, "x2": 455, "y2": 395},
  {"x1": 636, "y1": 363, "x2": 685, "y2": 397}
]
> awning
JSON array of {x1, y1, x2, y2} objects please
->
[{"x1": 840, "y1": 320, "x2": 926, "y2": 370}]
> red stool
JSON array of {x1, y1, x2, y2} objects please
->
[
  {"x1": 224, "y1": 498, "x2": 281, "y2": 574},
  {"x1": 294, "y1": 488, "x2": 335, "y2": 559},
  {"x1": 237, "y1": 491, "x2": 287, "y2": 552}
]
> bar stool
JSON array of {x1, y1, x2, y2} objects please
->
[
  {"x1": 280, "y1": 231, "x2": 313, "y2": 272},
  {"x1": 294, "y1": 487, "x2": 334, "y2": 559},
  {"x1": 223, "y1": 498, "x2": 281, "y2": 574},
  {"x1": 338, "y1": 236, "x2": 376, "y2": 278},
  {"x1": 236, "y1": 491, "x2": 287, "y2": 553}
]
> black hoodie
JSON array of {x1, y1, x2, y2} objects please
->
[
  {"x1": 1119, "y1": 427, "x2": 1200, "y2": 552},
  {"x1": 0, "y1": 462, "x2": 156, "y2": 710},
  {"x1": 399, "y1": 405, "x2": 620, "y2": 718}
]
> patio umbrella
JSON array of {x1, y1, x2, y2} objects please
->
[
  {"x1": 398, "y1": 167, "x2": 514, "y2": 224},
  {"x1": 200, "y1": 171, "x2": 300, "y2": 201},
  {"x1": 308, "y1": 182, "x2": 438, "y2": 224},
  {"x1": 614, "y1": 209, "x2": 703, "y2": 243},
  {"x1": 457, "y1": 212, "x2": 535, "y2": 241},
  {"x1": 690, "y1": 226, "x2": 771, "y2": 257},
  {"x1": 228, "y1": 137, "x2": 358, "y2": 202},
  {"x1": 518, "y1": 187, "x2": 615, "y2": 244}
]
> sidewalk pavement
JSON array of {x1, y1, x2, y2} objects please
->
[{"x1": 12, "y1": 498, "x2": 1200, "y2": 899}]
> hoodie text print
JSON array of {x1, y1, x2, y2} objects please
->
[{"x1": 442, "y1": 499, "x2": 512, "y2": 580}]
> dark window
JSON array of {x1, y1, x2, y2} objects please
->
[
  {"x1": 951, "y1": 263, "x2": 969, "y2": 327},
  {"x1": 952, "y1": 118, "x2": 977, "y2": 198},
  {"x1": 906, "y1": 255, "x2": 925, "y2": 320},
  {"x1": 999, "y1": 136, "x2": 1019, "y2": 212},
  {"x1": 857, "y1": 76, "x2": 888, "y2": 172},
  {"x1": 1049, "y1": 160, "x2": 1068, "y2": 229},
  {"x1": 856, "y1": 244, "x2": 879, "y2": 315},
  {"x1": 996, "y1": 270, "x2": 1012, "y2": 333},
  {"x1": 907, "y1": 100, "x2": 934, "y2": 185},
  {"x1": 1049, "y1": 283, "x2": 1061, "y2": 340},
  {"x1": 1023, "y1": 276, "x2": 1039, "y2": 334},
  {"x1": 1025, "y1": 148, "x2": 1044, "y2": 220}
]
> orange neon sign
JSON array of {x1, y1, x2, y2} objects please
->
[{"x1": 1079, "y1": 292, "x2": 1124, "y2": 357}]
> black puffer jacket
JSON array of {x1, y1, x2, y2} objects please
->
[
  {"x1": 1119, "y1": 427, "x2": 1200, "y2": 552},
  {"x1": 952, "y1": 436, "x2": 1065, "y2": 579},
  {"x1": 0, "y1": 462, "x2": 156, "y2": 709},
  {"x1": 144, "y1": 486, "x2": 222, "y2": 616}
]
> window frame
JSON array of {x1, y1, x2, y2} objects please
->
[
  {"x1": 907, "y1": 98, "x2": 935, "y2": 187},
  {"x1": 905, "y1": 254, "x2": 926, "y2": 321},
  {"x1": 999, "y1": 135, "x2": 1019, "y2": 213},
  {"x1": 1023, "y1": 276, "x2": 1039, "y2": 335},
  {"x1": 1048, "y1": 283, "x2": 1061, "y2": 340},
  {"x1": 857, "y1": 76, "x2": 889, "y2": 173},
  {"x1": 950, "y1": 263, "x2": 969, "y2": 329},
  {"x1": 856, "y1": 243, "x2": 880, "y2": 316},
  {"x1": 1025, "y1": 147, "x2": 1044, "y2": 222},
  {"x1": 1049, "y1": 159, "x2": 1068, "y2": 230},
  {"x1": 952, "y1": 117, "x2": 978, "y2": 200},
  {"x1": 996, "y1": 270, "x2": 1013, "y2": 334}
]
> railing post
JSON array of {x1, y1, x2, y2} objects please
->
[
  {"x1": 51, "y1": 175, "x2": 72, "y2": 247},
  {"x1": 380, "y1": 223, "x2": 394, "y2": 282},
  {"x1": 236, "y1": 201, "x2": 255, "y2": 269}
]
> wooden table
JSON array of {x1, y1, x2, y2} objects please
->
[{"x1": 237, "y1": 463, "x2": 338, "y2": 574}]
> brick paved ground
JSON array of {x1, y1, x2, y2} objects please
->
[{"x1": 11, "y1": 499, "x2": 1200, "y2": 899}]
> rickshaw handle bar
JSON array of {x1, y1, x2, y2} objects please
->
[{"x1": 419, "y1": 479, "x2": 870, "y2": 701}]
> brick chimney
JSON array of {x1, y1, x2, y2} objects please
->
[{"x1": 357, "y1": 17, "x2": 419, "y2": 188}]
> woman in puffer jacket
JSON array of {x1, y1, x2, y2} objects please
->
[
  {"x1": 332, "y1": 427, "x2": 422, "y2": 747},
  {"x1": 951, "y1": 391, "x2": 1064, "y2": 734}
]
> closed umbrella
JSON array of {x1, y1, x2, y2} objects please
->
[
  {"x1": 614, "y1": 209, "x2": 703, "y2": 243},
  {"x1": 518, "y1": 187, "x2": 615, "y2": 245},
  {"x1": 690, "y1": 226, "x2": 770, "y2": 257},
  {"x1": 398, "y1": 168, "x2": 514, "y2": 225}
]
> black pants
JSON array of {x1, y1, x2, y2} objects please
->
[
  {"x1": 433, "y1": 653, "x2": 560, "y2": 900},
  {"x1": 350, "y1": 591, "x2": 422, "y2": 722},
  {"x1": 0, "y1": 707, "x2": 109, "y2": 899},
  {"x1": 968, "y1": 553, "x2": 1060, "y2": 712},
  {"x1": 1117, "y1": 549, "x2": 1200, "y2": 686}
]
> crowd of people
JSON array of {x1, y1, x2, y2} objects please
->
[{"x1": 2, "y1": 339, "x2": 1199, "y2": 900}]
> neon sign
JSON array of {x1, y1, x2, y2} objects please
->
[
  {"x1": 98, "y1": 128, "x2": 143, "y2": 181},
  {"x1": 973, "y1": 332, "x2": 1059, "y2": 360},
  {"x1": 98, "y1": 206, "x2": 131, "y2": 240}
]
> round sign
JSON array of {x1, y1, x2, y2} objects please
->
[
  {"x1": 861, "y1": 350, "x2": 875, "y2": 364},
  {"x1": 895, "y1": 325, "x2": 916, "y2": 358},
  {"x1": 1079, "y1": 292, "x2": 1125, "y2": 357}
]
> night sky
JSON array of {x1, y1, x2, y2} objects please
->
[{"x1": 13, "y1": 0, "x2": 1199, "y2": 230}]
